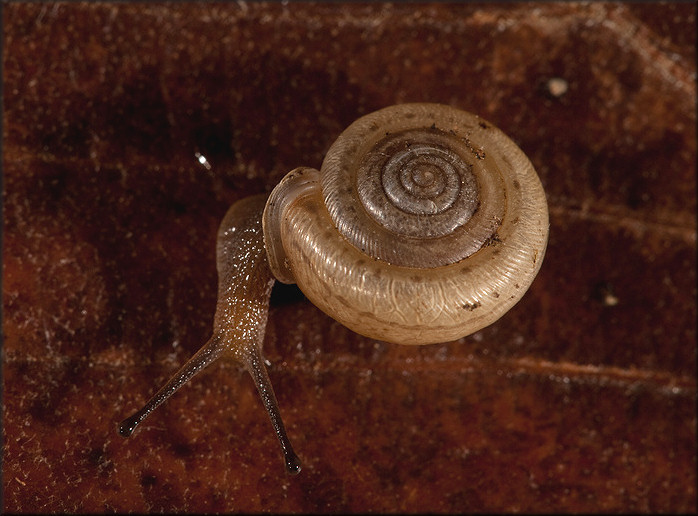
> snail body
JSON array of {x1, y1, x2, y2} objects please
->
[{"x1": 119, "y1": 103, "x2": 549, "y2": 474}]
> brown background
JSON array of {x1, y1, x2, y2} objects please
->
[{"x1": 2, "y1": 2, "x2": 696, "y2": 513}]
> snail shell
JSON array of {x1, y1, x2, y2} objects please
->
[
  {"x1": 263, "y1": 103, "x2": 548, "y2": 345},
  {"x1": 119, "y1": 103, "x2": 548, "y2": 475}
]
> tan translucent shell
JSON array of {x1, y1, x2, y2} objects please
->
[{"x1": 263, "y1": 103, "x2": 549, "y2": 345}]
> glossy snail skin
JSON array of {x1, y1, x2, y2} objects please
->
[
  {"x1": 119, "y1": 103, "x2": 548, "y2": 474},
  {"x1": 119, "y1": 195, "x2": 301, "y2": 474}
]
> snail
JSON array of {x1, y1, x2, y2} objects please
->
[{"x1": 118, "y1": 103, "x2": 549, "y2": 475}]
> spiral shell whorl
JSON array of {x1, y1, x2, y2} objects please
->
[
  {"x1": 359, "y1": 133, "x2": 478, "y2": 238},
  {"x1": 322, "y1": 104, "x2": 508, "y2": 268}
]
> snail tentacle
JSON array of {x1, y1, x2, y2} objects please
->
[
  {"x1": 118, "y1": 335, "x2": 223, "y2": 437},
  {"x1": 119, "y1": 195, "x2": 301, "y2": 475}
]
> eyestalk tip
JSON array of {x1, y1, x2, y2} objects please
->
[
  {"x1": 118, "y1": 413, "x2": 141, "y2": 438},
  {"x1": 285, "y1": 449, "x2": 302, "y2": 475}
]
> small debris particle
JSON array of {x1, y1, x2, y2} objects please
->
[{"x1": 546, "y1": 77, "x2": 569, "y2": 98}]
